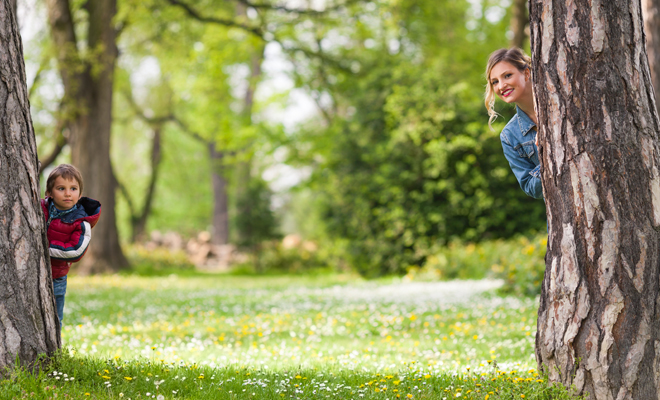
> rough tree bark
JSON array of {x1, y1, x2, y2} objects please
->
[
  {"x1": 510, "y1": 0, "x2": 529, "y2": 49},
  {"x1": 0, "y1": 0, "x2": 60, "y2": 370},
  {"x1": 46, "y1": 0, "x2": 128, "y2": 274},
  {"x1": 643, "y1": 0, "x2": 660, "y2": 111},
  {"x1": 530, "y1": 0, "x2": 660, "y2": 398}
]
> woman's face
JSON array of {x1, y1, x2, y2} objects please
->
[{"x1": 489, "y1": 61, "x2": 531, "y2": 105}]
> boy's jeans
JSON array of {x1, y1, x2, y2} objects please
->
[{"x1": 53, "y1": 275, "x2": 67, "y2": 330}]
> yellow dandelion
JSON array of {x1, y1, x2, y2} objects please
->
[
  {"x1": 124, "y1": 377, "x2": 132, "y2": 381},
  {"x1": 101, "y1": 375, "x2": 111, "y2": 379}
]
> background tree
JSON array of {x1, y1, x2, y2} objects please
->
[
  {"x1": 510, "y1": 0, "x2": 528, "y2": 48},
  {"x1": 531, "y1": 0, "x2": 660, "y2": 398},
  {"x1": 46, "y1": 0, "x2": 128, "y2": 273},
  {"x1": 0, "y1": 0, "x2": 59, "y2": 371}
]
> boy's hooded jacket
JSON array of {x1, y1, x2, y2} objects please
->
[{"x1": 41, "y1": 197, "x2": 101, "y2": 279}]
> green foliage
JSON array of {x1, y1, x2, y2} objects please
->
[
  {"x1": 233, "y1": 177, "x2": 281, "y2": 249},
  {"x1": 299, "y1": 62, "x2": 544, "y2": 277},
  {"x1": 493, "y1": 235, "x2": 547, "y2": 297},
  {"x1": 407, "y1": 234, "x2": 548, "y2": 297}
]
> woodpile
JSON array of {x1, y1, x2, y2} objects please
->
[{"x1": 146, "y1": 230, "x2": 249, "y2": 271}]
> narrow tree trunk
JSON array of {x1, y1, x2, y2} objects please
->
[
  {"x1": 510, "y1": 0, "x2": 528, "y2": 49},
  {"x1": 131, "y1": 126, "x2": 162, "y2": 243},
  {"x1": 233, "y1": 44, "x2": 265, "y2": 244},
  {"x1": 530, "y1": 0, "x2": 660, "y2": 398},
  {"x1": 210, "y1": 143, "x2": 229, "y2": 245},
  {"x1": 0, "y1": 0, "x2": 60, "y2": 370},
  {"x1": 643, "y1": 0, "x2": 660, "y2": 112},
  {"x1": 46, "y1": 0, "x2": 128, "y2": 273}
]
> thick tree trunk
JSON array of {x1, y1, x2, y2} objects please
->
[
  {"x1": 0, "y1": 0, "x2": 60, "y2": 371},
  {"x1": 46, "y1": 0, "x2": 128, "y2": 273},
  {"x1": 210, "y1": 143, "x2": 229, "y2": 245},
  {"x1": 510, "y1": 0, "x2": 528, "y2": 49},
  {"x1": 643, "y1": 0, "x2": 660, "y2": 111},
  {"x1": 530, "y1": 0, "x2": 660, "y2": 398}
]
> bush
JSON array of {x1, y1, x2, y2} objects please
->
[
  {"x1": 123, "y1": 244, "x2": 197, "y2": 276},
  {"x1": 406, "y1": 234, "x2": 547, "y2": 297},
  {"x1": 493, "y1": 235, "x2": 547, "y2": 297}
]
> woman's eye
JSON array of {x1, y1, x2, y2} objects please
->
[{"x1": 505, "y1": 74, "x2": 512, "y2": 78}]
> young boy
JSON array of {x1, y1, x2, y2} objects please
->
[{"x1": 41, "y1": 164, "x2": 101, "y2": 330}]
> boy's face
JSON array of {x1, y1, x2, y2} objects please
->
[{"x1": 47, "y1": 176, "x2": 82, "y2": 210}]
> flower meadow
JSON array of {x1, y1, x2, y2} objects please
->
[{"x1": 2, "y1": 275, "x2": 580, "y2": 399}]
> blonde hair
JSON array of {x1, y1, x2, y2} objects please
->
[{"x1": 484, "y1": 47, "x2": 532, "y2": 129}]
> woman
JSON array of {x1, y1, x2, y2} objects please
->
[{"x1": 485, "y1": 48, "x2": 542, "y2": 199}]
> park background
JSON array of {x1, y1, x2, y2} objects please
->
[{"x1": 6, "y1": 0, "x2": 562, "y2": 399}]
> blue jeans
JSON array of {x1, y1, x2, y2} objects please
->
[{"x1": 53, "y1": 275, "x2": 67, "y2": 330}]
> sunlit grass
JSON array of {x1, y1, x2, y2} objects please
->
[
  {"x1": 2, "y1": 274, "x2": 581, "y2": 399},
  {"x1": 64, "y1": 275, "x2": 535, "y2": 371}
]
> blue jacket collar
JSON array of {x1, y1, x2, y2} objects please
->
[{"x1": 516, "y1": 105, "x2": 536, "y2": 137}]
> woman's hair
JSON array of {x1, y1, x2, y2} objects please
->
[{"x1": 484, "y1": 47, "x2": 532, "y2": 129}]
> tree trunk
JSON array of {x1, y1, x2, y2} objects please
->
[
  {"x1": 46, "y1": 0, "x2": 128, "y2": 274},
  {"x1": 510, "y1": 0, "x2": 528, "y2": 49},
  {"x1": 210, "y1": 143, "x2": 229, "y2": 245},
  {"x1": 530, "y1": 0, "x2": 660, "y2": 398},
  {"x1": 643, "y1": 0, "x2": 660, "y2": 112},
  {"x1": 0, "y1": 0, "x2": 60, "y2": 371},
  {"x1": 233, "y1": 43, "x2": 265, "y2": 244},
  {"x1": 131, "y1": 125, "x2": 162, "y2": 243}
]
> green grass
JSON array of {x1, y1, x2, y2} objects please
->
[{"x1": 2, "y1": 274, "x2": 581, "y2": 399}]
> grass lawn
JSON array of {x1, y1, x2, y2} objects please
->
[{"x1": 2, "y1": 274, "x2": 580, "y2": 399}]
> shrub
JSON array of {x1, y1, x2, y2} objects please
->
[{"x1": 406, "y1": 234, "x2": 547, "y2": 297}]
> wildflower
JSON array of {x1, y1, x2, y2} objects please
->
[
  {"x1": 158, "y1": 396, "x2": 165, "y2": 400},
  {"x1": 124, "y1": 377, "x2": 133, "y2": 381}
]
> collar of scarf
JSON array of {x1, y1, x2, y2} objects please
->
[{"x1": 48, "y1": 200, "x2": 79, "y2": 221}]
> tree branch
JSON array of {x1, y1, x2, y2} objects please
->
[
  {"x1": 28, "y1": 58, "x2": 49, "y2": 98},
  {"x1": 122, "y1": 88, "x2": 175, "y2": 126},
  {"x1": 235, "y1": 0, "x2": 363, "y2": 15},
  {"x1": 164, "y1": 0, "x2": 264, "y2": 39},
  {"x1": 39, "y1": 128, "x2": 67, "y2": 175}
]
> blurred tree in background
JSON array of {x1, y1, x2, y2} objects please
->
[{"x1": 22, "y1": 0, "x2": 545, "y2": 277}]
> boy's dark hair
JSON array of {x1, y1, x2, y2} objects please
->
[{"x1": 46, "y1": 164, "x2": 84, "y2": 195}]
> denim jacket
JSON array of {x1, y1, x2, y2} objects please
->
[{"x1": 500, "y1": 106, "x2": 543, "y2": 199}]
